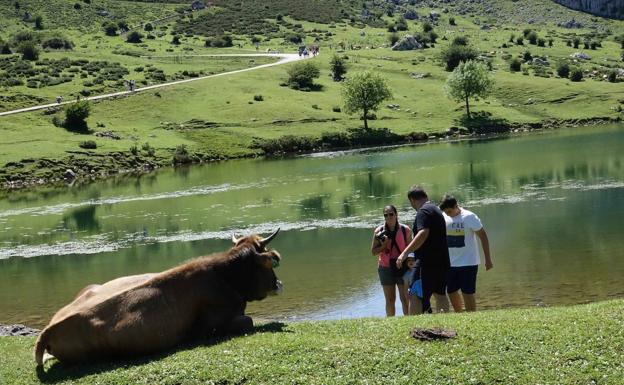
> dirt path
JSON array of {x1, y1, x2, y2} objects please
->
[{"x1": 0, "y1": 53, "x2": 311, "y2": 117}]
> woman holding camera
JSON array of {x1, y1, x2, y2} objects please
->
[{"x1": 371, "y1": 205, "x2": 413, "y2": 316}]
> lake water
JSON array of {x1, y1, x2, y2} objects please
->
[{"x1": 2, "y1": 124, "x2": 624, "y2": 328}]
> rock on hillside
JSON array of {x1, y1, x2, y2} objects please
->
[
  {"x1": 391, "y1": 35, "x2": 425, "y2": 51},
  {"x1": 552, "y1": 0, "x2": 624, "y2": 20}
]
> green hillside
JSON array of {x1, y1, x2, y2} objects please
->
[{"x1": 0, "y1": 0, "x2": 623, "y2": 189}]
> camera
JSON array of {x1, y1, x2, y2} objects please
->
[{"x1": 375, "y1": 229, "x2": 387, "y2": 242}]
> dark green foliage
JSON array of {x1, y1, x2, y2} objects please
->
[
  {"x1": 286, "y1": 62, "x2": 320, "y2": 90},
  {"x1": 284, "y1": 33, "x2": 303, "y2": 44},
  {"x1": 129, "y1": 144, "x2": 139, "y2": 156},
  {"x1": 17, "y1": 41, "x2": 39, "y2": 61},
  {"x1": 569, "y1": 67, "x2": 583, "y2": 82},
  {"x1": 556, "y1": 62, "x2": 570, "y2": 78},
  {"x1": 590, "y1": 41, "x2": 599, "y2": 50},
  {"x1": 126, "y1": 31, "x2": 142, "y2": 43},
  {"x1": 527, "y1": 31, "x2": 538, "y2": 45},
  {"x1": 253, "y1": 135, "x2": 316, "y2": 154},
  {"x1": 395, "y1": 17, "x2": 408, "y2": 31},
  {"x1": 509, "y1": 58, "x2": 521, "y2": 72},
  {"x1": 205, "y1": 35, "x2": 232, "y2": 47},
  {"x1": 509, "y1": 34, "x2": 515, "y2": 43},
  {"x1": 142, "y1": 142, "x2": 155, "y2": 156},
  {"x1": 573, "y1": 37, "x2": 580, "y2": 48},
  {"x1": 548, "y1": 38, "x2": 553, "y2": 47},
  {"x1": 42, "y1": 36, "x2": 74, "y2": 50},
  {"x1": 1, "y1": 42, "x2": 11, "y2": 55},
  {"x1": 332, "y1": 106, "x2": 341, "y2": 112},
  {"x1": 103, "y1": 22, "x2": 118, "y2": 36},
  {"x1": 171, "y1": 35, "x2": 180, "y2": 45},
  {"x1": 523, "y1": 51, "x2": 532, "y2": 62},
  {"x1": 79, "y1": 140, "x2": 96, "y2": 149},
  {"x1": 516, "y1": 37, "x2": 524, "y2": 45},
  {"x1": 452, "y1": 36, "x2": 469, "y2": 46},
  {"x1": 523, "y1": 28, "x2": 532, "y2": 37},
  {"x1": 440, "y1": 44, "x2": 477, "y2": 71},
  {"x1": 537, "y1": 38, "x2": 545, "y2": 47},
  {"x1": 422, "y1": 21, "x2": 433, "y2": 33},
  {"x1": 388, "y1": 33, "x2": 399, "y2": 46},
  {"x1": 427, "y1": 31, "x2": 438, "y2": 44},
  {"x1": 253, "y1": 94, "x2": 263, "y2": 101},
  {"x1": 173, "y1": 144, "x2": 192, "y2": 164},
  {"x1": 144, "y1": 23, "x2": 153, "y2": 32},
  {"x1": 330, "y1": 54, "x2": 347, "y2": 81},
  {"x1": 34, "y1": 15, "x2": 43, "y2": 30},
  {"x1": 449, "y1": 17, "x2": 455, "y2": 25},
  {"x1": 73, "y1": 3, "x2": 81, "y2": 10},
  {"x1": 12, "y1": 31, "x2": 36, "y2": 45},
  {"x1": 64, "y1": 100, "x2": 90, "y2": 131},
  {"x1": 607, "y1": 70, "x2": 617, "y2": 83}
]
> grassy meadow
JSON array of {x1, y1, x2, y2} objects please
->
[
  {"x1": 0, "y1": 0, "x2": 623, "y2": 187},
  {"x1": 1, "y1": 299, "x2": 623, "y2": 384}
]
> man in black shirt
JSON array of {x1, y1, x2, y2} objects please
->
[{"x1": 397, "y1": 186, "x2": 450, "y2": 314}]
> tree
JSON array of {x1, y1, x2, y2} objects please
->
[
  {"x1": 395, "y1": 17, "x2": 408, "y2": 31},
  {"x1": 126, "y1": 31, "x2": 143, "y2": 43},
  {"x1": 17, "y1": 41, "x2": 39, "y2": 61},
  {"x1": 286, "y1": 62, "x2": 320, "y2": 90},
  {"x1": 556, "y1": 62, "x2": 570, "y2": 78},
  {"x1": 171, "y1": 35, "x2": 180, "y2": 45},
  {"x1": 34, "y1": 15, "x2": 43, "y2": 30},
  {"x1": 569, "y1": 67, "x2": 583, "y2": 82},
  {"x1": 64, "y1": 100, "x2": 91, "y2": 131},
  {"x1": 440, "y1": 43, "x2": 477, "y2": 71},
  {"x1": 509, "y1": 58, "x2": 521, "y2": 72},
  {"x1": 342, "y1": 71, "x2": 392, "y2": 130},
  {"x1": 445, "y1": 60, "x2": 493, "y2": 118},
  {"x1": 330, "y1": 54, "x2": 347, "y2": 81}
]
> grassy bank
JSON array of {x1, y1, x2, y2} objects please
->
[{"x1": 1, "y1": 299, "x2": 623, "y2": 384}]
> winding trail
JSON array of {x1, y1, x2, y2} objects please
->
[{"x1": 0, "y1": 53, "x2": 310, "y2": 117}]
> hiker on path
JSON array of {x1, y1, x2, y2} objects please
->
[{"x1": 439, "y1": 195, "x2": 493, "y2": 312}]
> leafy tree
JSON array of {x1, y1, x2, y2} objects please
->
[
  {"x1": 440, "y1": 43, "x2": 477, "y2": 71},
  {"x1": 445, "y1": 60, "x2": 493, "y2": 118},
  {"x1": 126, "y1": 31, "x2": 143, "y2": 43},
  {"x1": 103, "y1": 22, "x2": 118, "y2": 36},
  {"x1": 395, "y1": 17, "x2": 408, "y2": 31},
  {"x1": 34, "y1": 15, "x2": 43, "y2": 30},
  {"x1": 556, "y1": 62, "x2": 570, "y2": 78},
  {"x1": 342, "y1": 71, "x2": 392, "y2": 130},
  {"x1": 286, "y1": 62, "x2": 320, "y2": 90},
  {"x1": 330, "y1": 54, "x2": 347, "y2": 81},
  {"x1": 17, "y1": 41, "x2": 39, "y2": 61},
  {"x1": 527, "y1": 31, "x2": 538, "y2": 45},
  {"x1": 64, "y1": 100, "x2": 91, "y2": 131}
]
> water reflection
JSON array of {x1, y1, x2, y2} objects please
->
[{"x1": 1, "y1": 124, "x2": 624, "y2": 327}]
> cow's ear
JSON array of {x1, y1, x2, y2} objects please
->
[{"x1": 255, "y1": 254, "x2": 273, "y2": 270}]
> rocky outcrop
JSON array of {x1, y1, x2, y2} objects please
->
[
  {"x1": 391, "y1": 35, "x2": 425, "y2": 51},
  {"x1": 552, "y1": 0, "x2": 624, "y2": 20}
]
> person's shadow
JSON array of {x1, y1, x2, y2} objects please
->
[{"x1": 36, "y1": 322, "x2": 289, "y2": 383}]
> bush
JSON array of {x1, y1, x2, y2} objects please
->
[
  {"x1": 573, "y1": 37, "x2": 580, "y2": 48},
  {"x1": 590, "y1": 41, "x2": 599, "y2": 50},
  {"x1": 516, "y1": 37, "x2": 524, "y2": 45},
  {"x1": 422, "y1": 21, "x2": 433, "y2": 33},
  {"x1": 607, "y1": 70, "x2": 617, "y2": 83},
  {"x1": 548, "y1": 39, "x2": 553, "y2": 47},
  {"x1": 126, "y1": 31, "x2": 143, "y2": 43},
  {"x1": 286, "y1": 62, "x2": 320, "y2": 90},
  {"x1": 144, "y1": 23, "x2": 153, "y2": 32},
  {"x1": 79, "y1": 140, "x2": 96, "y2": 149},
  {"x1": 173, "y1": 145, "x2": 192, "y2": 164},
  {"x1": 451, "y1": 36, "x2": 469, "y2": 46},
  {"x1": 332, "y1": 106, "x2": 341, "y2": 113},
  {"x1": 527, "y1": 31, "x2": 538, "y2": 45},
  {"x1": 74, "y1": 2, "x2": 81, "y2": 10},
  {"x1": 395, "y1": 17, "x2": 408, "y2": 31},
  {"x1": 522, "y1": 51, "x2": 532, "y2": 62},
  {"x1": 537, "y1": 38, "x2": 545, "y2": 47},
  {"x1": 42, "y1": 36, "x2": 74, "y2": 50},
  {"x1": 142, "y1": 142, "x2": 155, "y2": 156},
  {"x1": 205, "y1": 35, "x2": 233, "y2": 47},
  {"x1": 253, "y1": 94, "x2": 263, "y2": 101},
  {"x1": 171, "y1": 36, "x2": 181, "y2": 45},
  {"x1": 569, "y1": 67, "x2": 583, "y2": 82},
  {"x1": 284, "y1": 33, "x2": 303, "y2": 44},
  {"x1": 330, "y1": 54, "x2": 347, "y2": 81},
  {"x1": 64, "y1": 100, "x2": 90, "y2": 131},
  {"x1": 103, "y1": 22, "x2": 118, "y2": 36},
  {"x1": 34, "y1": 15, "x2": 43, "y2": 30},
  {"x1": 17, "y1": 41, "x2": 39, "y2": 61},
  {"x1": 1, "y1": 42, "x2": 12, "y2": 54},
  {"x1": 388, "y1": 33, "x2": 399, "y2": 46},
  {"x1": 449, "y1": 17, "x2": 455, "y2": 26},
  {"x1": 440, "y1": 44, "x2": 477, "y2": 71},
  {"x1": 509, "y1": 58, "x2": 521, "y2": 72},
  {"x1": 129, "y1": 144, "x2": 139, "y2": 156},
  {"x1": 556, "y1": 62, "x2": 570, "y2": 78}
]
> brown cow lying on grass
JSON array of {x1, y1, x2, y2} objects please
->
[{"x1": 34, "y1": 229, "x2": 283, "y2": 366}]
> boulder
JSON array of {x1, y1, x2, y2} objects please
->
[
  {"x1": 391, "y1": 35, "x2": 425, "y2": 51},
  {"x1": 63, "y1": 169, "x2": 76, "y2": 181},
  {"x1": 571, "y1": 52, "x2": 591, "y2": 60}
]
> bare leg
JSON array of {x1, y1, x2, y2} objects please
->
[
  {"x1": 448, "y1": 291, "x2": 464, "y2": 313},
  {"x1": 397, "y1": 283, "x2": 408, "y2": 316},
  {"x1": 382, "y1": 285, "x2": 396, "y2": 317},
  {"x1": 433, "y1": 293, "x2": 450, "y2": 313},
  {"x1": 463, "y1": 293, "x2": 477, "y2": 312}
]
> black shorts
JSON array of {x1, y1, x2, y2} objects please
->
[
  {"x1": 420, "y1": 266, "x2": 448, "y2": 312},
  {"x1": 446, "y1": 265, "x2": 478, "y2": 295}
]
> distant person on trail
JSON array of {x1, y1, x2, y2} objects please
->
[
  {"x1": 56, "y1": 96, "x2": 62, "y2": 104},
  {"x1": 397, "y1": 186, "x2": 451, "y2": 314},
  {"x1": 439, "y1": 195, "x2": 493, "y2": 312},
  {"x1": 371, "y1": 205, "x2": 413, "y2": 317},
  {"x1": 130, "y1": 80, "x2": 136, "y2": 91}
]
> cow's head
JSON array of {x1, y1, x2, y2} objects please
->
[{"x1": 232, "y1": 228, "x2": 283, "y2": 301}]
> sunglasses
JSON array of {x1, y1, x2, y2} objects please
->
[{"x1": 383, "y1": 213, "x2": 395, "y2": 217}]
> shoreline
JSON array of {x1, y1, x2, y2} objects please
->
[{"x1": 1, "y1": 115, "x2": 620, "y2": 193}]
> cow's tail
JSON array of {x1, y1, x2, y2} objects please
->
[{"x1": 34, "y1": 328, "x2": 50, "y2": 366}]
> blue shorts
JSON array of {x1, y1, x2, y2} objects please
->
[{"x1": 446, "y1": 265, "x2": 478, "y2": 295}]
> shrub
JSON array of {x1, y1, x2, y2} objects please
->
[
  {"x1": 64, "y1": 100, "x2": 90, "y2": 131},
  {"x1": 332, "y1": 106, "x2": 341, "y2": 113},
  {"x1": 1, "y1": 42, "x2": 12, "y2": 54},
  {"x1": 590, "y1": 41, "x2": 599, "y2": 50},
  {"x1": 286, "y1": 62, "x2": 320, "y2": 90},
  {"x1": 451, "y1": 36, "x2": 469, "y2": 46},
  {"x1": 440, "y1": 44, "x2": 477, "y2": 71},
  {"x1": 205, "y1": 35, "x2": 232, "y2": 47},
  {"x1": 573, "y1": 37, "x2": 580, "y2": 48},
  {"x1": 74, "y1": 2, "x2": 81, "y2": 10},
  {"x1": 142, "y1": 142, "x2": 155, "y2": 156},
  {"x1": 509, "y1": 58, "x2": 521, "y2": 72},
  {"x1": 171, "y1": 36, "x2": 181, "y2": 45},
  {"x1": 583, "y1": 41, "x2": 590, "y2": 49},
  {"x1": 395, "y1": 17, "x2": 408, "y2": 31},
  {"x1": 556, "y1": 62, "x2": 570, "y2": 78},
  {"x1": 537, "y1": 38, "x2": 545, "y2": 47},
  {"x1": 79, "y1": 140, "x2": 96, "y2": 149},
  {"x1": 516, "y1": 37, "x2": 524, "y2": 45},
  {"x1": 129, "y1": 144, "x2": 139, "y2": 156},
  {"x1": 34, "y1": 15, "x2": 43, "y2": 30},
  {"x1": 548, "y1": 38, "x2": 554, "y2": 47},
  {"x1": 126, "y1": 31, "x2": 143, "y2": 43},
  {"x1": 569, "y1": 67, "x2": 583, "y2": 82},
  {"x1": 144, "y1": 23, "x2": 153, "y2": 32},
  {"x1": 509, "y1": 34, "x2": 515, "y2": 43},
  {"x1": 527, "y1": 31, "x2": 538, "y2": 45},
  {"x1": 422, "y1": 21, "x2": 433, "y2": 33},
  {"x1": 103, "y1": 22, "x2": 118, "y2": 36},
  {"x1": 330, "y1": 54, "x2": 347, "y2": 81},
  {"x1": 42, "y1": 36, "x2": 74, "y2": 50},
  {"x1": 449, "y1": 17, "x2": 455, "y2": 26},
  {"x1": 388, "y1": 33, "x2": 399, "y2": 46},
  {"x1": 173, "y1": 145, "x2": 192, "y2": 164},
  {"x1": 17, "y1": 41, "x2": 39, "y2": 61},
  {"x1": 607, "y1": 70, "x2": 617, "y2": 83},
  {"x1": 253, "y1": 94, "x2": 263, "y2": 101},
  {"x1": 284, "y1": 33, "x2": 303, "y2": 44},
  {"x1": 522, "y1": 51, "x2": 532, "y2": 62}
]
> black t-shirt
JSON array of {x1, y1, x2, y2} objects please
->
[{"x1": 412, "y1": 202, "x2": 450, "y2": 269}]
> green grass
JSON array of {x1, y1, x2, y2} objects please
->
[{"x1": 1, "y1": 299, "x2": 623, "y2": 384}]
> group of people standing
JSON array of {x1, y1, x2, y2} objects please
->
[{"x1": 371, "y1": 186, "x2": 493, "y2": 316}]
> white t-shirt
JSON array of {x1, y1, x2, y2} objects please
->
[{"x1": 443, "y1": 208, "x2": 483, "y2": 267}]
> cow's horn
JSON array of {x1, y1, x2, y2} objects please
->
[
  {"x1": 259, "y1": 228, "x2": 280, "y2": 247},
  {"x1": 232, "y1": 234, "x2": 240, "y2": 244}
]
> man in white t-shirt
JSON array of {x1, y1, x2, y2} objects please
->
[{"x1": 439, "y1": 195, "x2": 493, "y2": 312}]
